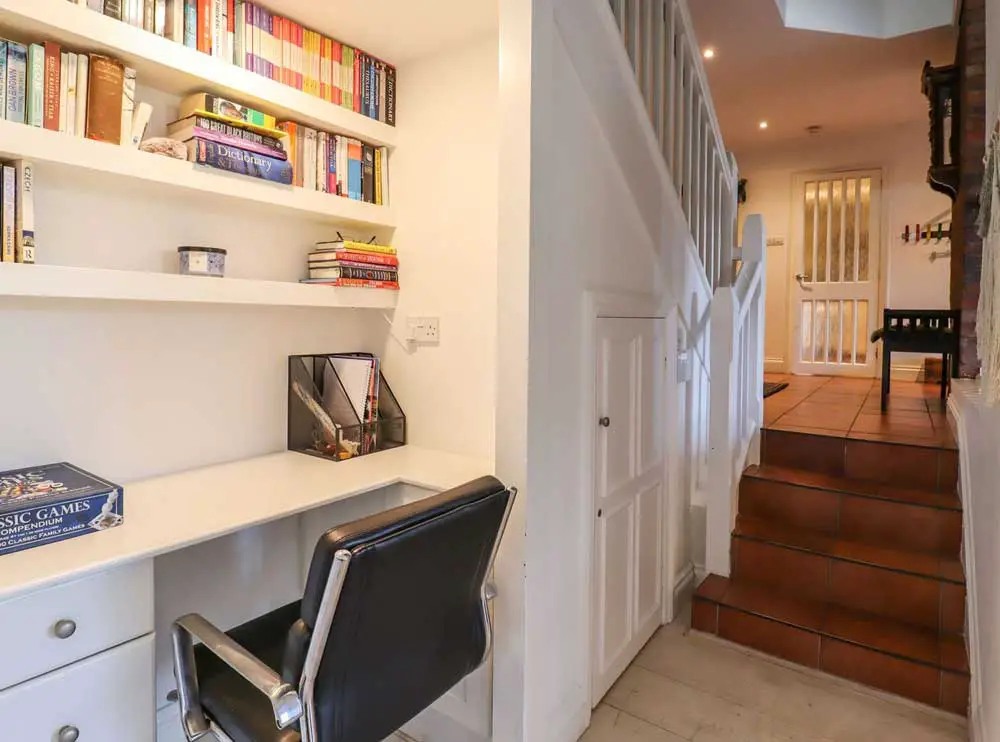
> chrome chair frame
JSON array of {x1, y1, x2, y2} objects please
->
[{"x1": 171, "y1": 487, "x2": 515, "y2": 742}]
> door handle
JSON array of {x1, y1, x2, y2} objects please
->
[
  {"x1": 794, "y1": 273, "x2": 813, "y2": 291},
  {"x1": 598, "y1": 417, "x2": 611, "y2": 428}
]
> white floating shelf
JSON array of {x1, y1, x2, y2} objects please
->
[
  {"x1": 0, "y1": 0, "x2": 397, "y2": 148},
  {"x1": 0, "y1": 263, "x2": 400, "y2": 309},
  {"x1": 0, "y1": 121, "x2": 396, "y2": 229}
]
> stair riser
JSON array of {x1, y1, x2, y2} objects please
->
[
  {"x1": 732, "y1": 537, "x2": 965, "y2": 634},
  {"x1": 692, "y1": 599, "x2": 969, "y2": 715},
  {"x1": 761, "y1": 430, "x2": 959, "y2": 493},
  {"x1": 739, "y1": 478, "x2": 962, "y2": 556}
]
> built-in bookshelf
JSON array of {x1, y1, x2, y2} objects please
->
[
  {"x1": 0, "y1": 263, "x2": 400, "y2": 308},
  {"x1": 0, "y1": 0, "x2": 397, "y2": 148},
  {"x1": 0, "y1": 120, "x2": 396, "y2": 229}
]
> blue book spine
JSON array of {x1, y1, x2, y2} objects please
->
[
  {"x1": 6, "y1": 43, "x2": 27, "y2": 124},
  {"x1": 191, "y1": 138, "x2": 293, "y2": 185},
  {"x1": 327, "y1": 135, "x2": 336, "y2": 194},
  {"x1": 348, "y1": 152, "x2": 361, "y2": 200},
  {"x1": 183, "y1": 0, "x2": 197, "y2": 48},
  {"x1": 0, "y1": 41, "x2": 7, "y2": 121}
]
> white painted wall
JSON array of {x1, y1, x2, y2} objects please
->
[{"x1": 737, "y1": 121, "x2": 952, "y2": 374}]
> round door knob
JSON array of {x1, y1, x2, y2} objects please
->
[
  {"x1": 53, "y1": 619, "x2": 77, "y2": 640},
  {"x1": 57, "y1": 725, "x2": 80, "y2": 742},
  {"x1": 599, "y1": 417, "x2": 611, "y2": 428}
]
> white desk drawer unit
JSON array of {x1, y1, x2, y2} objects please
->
[
  {"x1": 0, "y1": 559, "x2": 154, "y2": 690},
  {"x1": 0, "y1": 633, "x2": 155, "y2": 742}
]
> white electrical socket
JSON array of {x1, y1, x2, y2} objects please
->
[{"x1": 406, "y1": 317, "x2": 441, "y2": 344}]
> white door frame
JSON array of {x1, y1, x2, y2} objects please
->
[
  {"x1": 580, "y1": 290, "x2": 678, "y2": 709},
  {"x1": 785, "y1": 167, "x2": 889, "y2": 377}
]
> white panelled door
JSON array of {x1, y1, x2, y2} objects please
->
[
  {"x1": 791, "y1": 171, "x2": 883, "y2": 376},
  {"x1": 592, "y1": 317, "x2": 666, "y2": 705}
]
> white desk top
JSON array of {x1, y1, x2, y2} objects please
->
[{"x1": 0, "y1": 447, "x2": 492, "y2": 602}]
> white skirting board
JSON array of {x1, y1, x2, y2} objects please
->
[{"x1": 673, "y1": 561, "x2": 696, "y2": 607}]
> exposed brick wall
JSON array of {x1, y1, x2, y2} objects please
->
[{"x1": 954, "y1": 0, "x2": 986, "y2": 377}]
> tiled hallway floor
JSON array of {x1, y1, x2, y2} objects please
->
[
  {"x1": 585, "y1": 605, "x2": 967, "y2": 742},
  {"x1": 763, "y1": 374, "x2": 956, "y2": 449}
]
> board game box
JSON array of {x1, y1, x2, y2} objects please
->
[{"x1": 0, "y1": 462, "x2": 123, "y2": 557}]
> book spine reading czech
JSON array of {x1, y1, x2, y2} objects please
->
[{"x1": 74, "y1": 0, "x2": 396, "y2": 125}]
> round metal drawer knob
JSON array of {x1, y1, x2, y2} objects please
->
[
  {"x1": 53, "y1": 619, "x2": 77, "y2": 640},
  {"x1": 57, "y1": 725, "x2": 80, "y2": 742}
]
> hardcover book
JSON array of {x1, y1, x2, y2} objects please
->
[
  {"x1": 300, "y1": 278, "x2": 399, "y2": 290},
  {"x1": 76, "y1": 55, "x2": 90, "y2": 139},
  {"x1": 385, "y1": 66, "x2": 396, "y2": 126},
  {"x1": 179, "y1": 92, "x2": 277, "y2": 129},
  {"x1": 86, "y1": 55, "x2": 124, "y2": 144},
  {"x1": 0, "y1": 41, "x2": 7, "y2": 122},
  {"x1": 6, "y1": 42, "x2": 27, "y2": 125},
  {"x1": 15, "y1": 160, "x2": 34, "y2": 264},
  {"x1": 26, "y1": 44, "x2": 43, "y2": 128},
  {"x1": 103, "y1": 0, "x2": 122, "y2": 20},
  {"x1": 314, "y1": 239, "x2": 396, "y2": 255},
  {"x1": 172, "y1": 125, "x2": 287, "y2": 160},
  {"x1": 362, "y1": 144, "x2": 375, "y2": 204},
  {"x1": 309, "y1": 266, "x2": 398, "y2": 282},
  {"x1": 0, "y1": 463, "x2": 123, "y2": 558},
  {"x1": 308, "y1": 250, "x2": 398, "y2": 267},
  {"x1": 183, "y1": 0, "x2": 197, "y2": 48},
  {"x1": 43, "y1": 42, "x2": 61, "y2": 131},
  {"x1": 143, "y1": 0, "x2": 155, "y2": 33},
  {"x1": 187, "y1": 138, "x2": 293, "y2": 185},
  {"x1": 1, "y1": 165, "x2": 14, "y2": 262}
]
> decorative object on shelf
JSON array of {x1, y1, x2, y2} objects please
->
[
  {"x1": 977, "y1": 116, "x2": 1000, "y2": 405},
  {"x1": 139, "y1": 136, "x2": 186, "y2": 159},
  {"x1": 921, "y1": 60, "x2": 959, "y2": 200},
  {"x1": 288, "y1": 353, "x2": 406, "y2": 462},
  {"x1": 0, "y1": 462, "x2": 123, "y2": 557},
  {"x1": 178, "y1": 245, "x2": 226, "y2": 277}
]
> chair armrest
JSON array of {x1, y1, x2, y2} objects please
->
[{"x1": 171, "y1": 614, "x2": 303, "y2": 739}]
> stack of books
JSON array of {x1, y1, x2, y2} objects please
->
[
  {"x1": 0, "y1": 39, "x2": 152, "y2": 146},
  {"x1": 0, "y1": 159, "x2": 34, "y2": 264},
  {"x1": 277, "y1": 123, "x2": 388, "y2": 204},
  {"x1": 302, "y1": 238, "x2": 398, "y2": 290},
  {"x1": 81, "y1": 0, "x2": 397, "y2": 126},
  {"x1": 171, "y1": 92, "x2": 292, "y2": 185}
]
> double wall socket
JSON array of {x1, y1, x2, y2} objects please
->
[{"x1": 406, "y1": 317, "x2": 441, "y2": 344}]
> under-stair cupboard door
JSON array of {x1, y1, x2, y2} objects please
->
[
  {"x1": 790, "y1": 170, "x2": 883, "y2": 377},
  {"x1": 592, "y1": 317, "x2": 666, "y2": 705}
]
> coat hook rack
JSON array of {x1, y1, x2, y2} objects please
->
[{"x1": 901, "y1": 209, "x2": 952, "y2": 244}]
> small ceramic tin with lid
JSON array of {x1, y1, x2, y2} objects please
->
[{"x1": 178, "y1": 246, "x2": 227, "y2": 277}]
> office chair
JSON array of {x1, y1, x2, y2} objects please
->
[{"x1": 171, "y1": 476, "x2": 515, "y2": 742}]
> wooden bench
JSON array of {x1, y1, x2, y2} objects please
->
[{"x1": 874, "y1": 309, "x2": 960, "y2": 411}]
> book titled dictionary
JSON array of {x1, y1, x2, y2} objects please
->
[
  {"x1": 187, "y1": 139, "x2": 293, "y2": 185},
  {"x1": 0, "y1": 462, "x2": 123, "y2": 558}
]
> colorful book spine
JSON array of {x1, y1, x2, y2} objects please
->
[
  {"x1": 227, "y1": 0, "x2": 235, "y2": 63},
  {"x1": 309, "y1": 251, "x2": 398, "y2": 267},
  {"x1": 374, "y1": 147, "x2": 382, "y2": 206},
  {"x1": 316, "y1": 131, "x2": 326, "y2": 193},
  {"x1": 379, "y1": 146, "x2": 389, "y2": 205},
  {"x1": 26, "y1": 44, "x2": 43, "y2": 128},
  {"x1": 310, "y1": 266, "x2": 398, "y2": 282},
  {"x1": 212, "y1": 0, "x2": 224, "y2": 59},
  {"x1": 332, "y1": 42, "x2": 342, "y2": 106},
  {"x1": 386, "y1": 65, "x2": 396, "y2": 126},
  {"x1": 42, "y1": 42, "x2": 60, "y2": 131},
  {"x1": 327, "y1": 132, "x2": 337, "y2": 194},
  {"x1": 295, "y1": 22, "x2": 304, "y2": 90},
  {"x1": 15, "y1": 161, "x2": 34, "y2": 264},
  {"x1": 362, "y1": 144, "x2": 374, "y2": 203},
  {"x1": 183, "y1": 0, "x2": 197, "y2": 47},
  {"x1": 75, "y1": 54, "x2": 89, "y2": 139},
  {"x1": 0, "y1": 164, "x2": 14, "y2": 262},
  {"x1": 251, "y1": 4, "x2": 261, "y2": 75},
  {"x1": 185, "y1": 127, "x2": 287, "y2": 159},
  {"x1": 303, "y1": 278, "x2": 399, "y2": 290},
  {"x1": 197, "y1": 0, "x2": 211, "y2": 53},
  {"x1": 181, "y1": 92, "x2": 276, "y2": 129},
  {"x1": 243, "y1": 1, "x2": 252, "y2": 70},
  {"x1": 64, "y1": 53, "x2": 78, "y2": 137},
  {"x1": 104, "y1": 0, "x2": 122, "y2": 19},
  {"x1": 120, "y1": 67, "x2": 136, "y2": 146},
  {"x1": 277, "y1": 121, "x2": 299, "y2": 186},
  {"x1": 6, "y1": 43, "x2": 27, "y2": 125},
  {"x1": 353, "y1": 49, "x2": 361, "y2": 113},
  {"x1": 181, "y1": 115, "x2": 285, "y2": 149},
  {"x1": 187, "y1": 139, "x2": 293, "y2": 184}
]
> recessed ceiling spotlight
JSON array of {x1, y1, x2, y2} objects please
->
[
  {"x1": 759, "y1": 121, "x2": 769, "y2": 130},
  {"x1": 703, "y1": 48, "x2": 716, "y2": 60}
]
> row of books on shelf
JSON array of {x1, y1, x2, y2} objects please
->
[
  {"x1": 0, "y1": 160, "x2": 35, "y2": 264},
  {"x1": 68, "y1": 0, "x2": 397, "y2": 126},
  {"x1": 0, "y1": 40, "x2": 150, "y2": 145},
  {"x1": 179, "y1": 93, "x2": 388, "y2": 202},
  {"x1": 303, "y1": 238, "x2": 398, "y2": 290}
]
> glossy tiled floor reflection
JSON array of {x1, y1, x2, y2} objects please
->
[
  {"x1": 584, "y1": 604, "x2": 967, "y2": 742},
  {"x1": 763, "y1": 375, "x2": 955, "y2": 449}
]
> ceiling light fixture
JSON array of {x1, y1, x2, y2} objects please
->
[
  {"x1": 702, "y1": 48, "x2": 716, "y2": 60},
  {"x1": 759, "y1": 121, "x2": 769, "y2": 130}
]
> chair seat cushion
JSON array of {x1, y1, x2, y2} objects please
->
[{"x1": 195, "y1": 601, "x2": 303, "y2": 742}]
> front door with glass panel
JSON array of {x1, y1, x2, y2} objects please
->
[{"x1": 791, "y1": 171, "x2": 883, "y2": 376}]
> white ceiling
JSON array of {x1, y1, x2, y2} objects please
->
[
  {"x1": 268, "y1": 0, "x2": 497, "y2": 65},
  {"x1": 689, "y1": 0, "x2": 957, "y2": 156}
]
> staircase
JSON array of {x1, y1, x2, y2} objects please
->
[{"x1": 692, "y1": 425, "x2": 969, "y2": 715}]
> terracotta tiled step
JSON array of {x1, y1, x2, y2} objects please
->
[
  {"x1": 740, "y1": 465, "x2": 963, "y2": 557},
  {"x1": 761, "y1": 429, "x2": 959, "y2": 493},
  {"x1": 692, "y1": 575, "x2": 970, "y2": 715},
  {"x1": 732, "y1": 516, "x2": 966, "y2": 634}
]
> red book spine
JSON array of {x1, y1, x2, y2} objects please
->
[
  {"x1": 296, "y1": 23, "x2": 304, "y2": 90},
  {"x1": 197, "y1": 0, "x2": 212, "y2": 54},
  {"x1": 314, "y1": 251, "x2": 399, "y2": 267},
  {"x1": 42, "y1": 42, "x2": 61, "y2": 132},
  {"x1": 279, "y1": 17, "x2": 288, "y2": 87},
  {"x1": 315, "y1": 279, "x2": 400, "y2": 290},
  {"x1": 353, "y1": 50, "x2": 361, "y2": 113},
  {"x1": 332, "y1": 42, "x2": 342, "y2": 106}
]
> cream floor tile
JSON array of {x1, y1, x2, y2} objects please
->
[{"x1": 581, "y1": 704, "x2": 688, "y2": 742}]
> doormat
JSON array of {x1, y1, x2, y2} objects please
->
[{"x1": 763, "y1": 381, "x2": 789, "y2": 398}]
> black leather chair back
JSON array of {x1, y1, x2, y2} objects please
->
[{"x1": 292, "y1": 476, "x2": 511, "y2": 742}]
